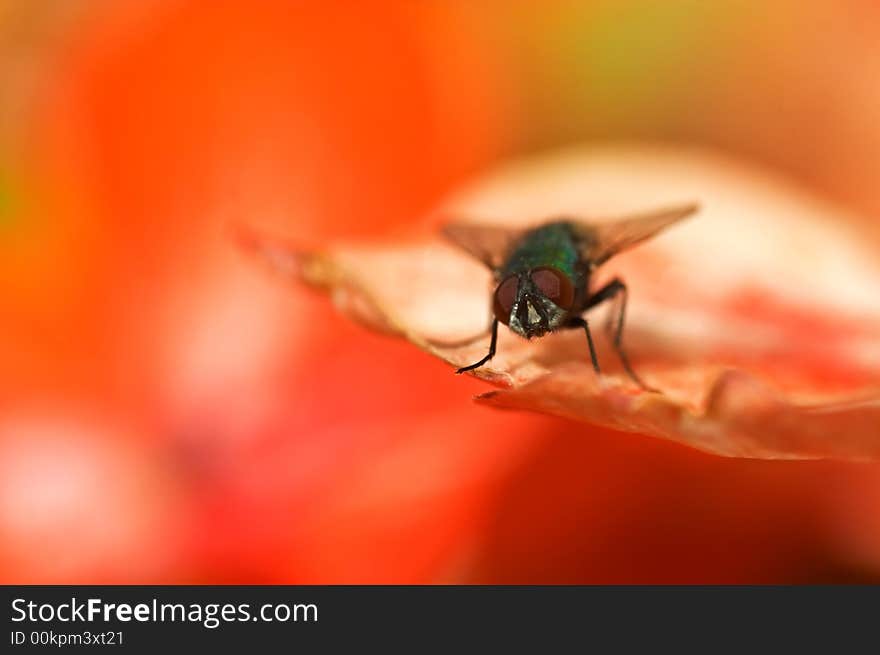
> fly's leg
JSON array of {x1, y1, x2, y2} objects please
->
[
  {"x1": 602, "y1": 294, "x2": 618, "y2": 341},
  {"x1": 585, "y1": 278, "x2": 657, "y2": 392},
  {"x1": 564, "y1": 317, "x2": 600, "y2": 374},
  {"x1": 455, "y1": 319, "x2": 499, "y2": 374}
]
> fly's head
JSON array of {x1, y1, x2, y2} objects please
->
[{"x1": 493, "y1": 267, "x2": 575, "y2": 339}]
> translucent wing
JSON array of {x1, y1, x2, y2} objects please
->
[
  {"x1": 441, "y1": 221, "x2": 526, "y2": 270},
  {"x1": 576, "y1": 202, "x2": 699, "y2": 268}
]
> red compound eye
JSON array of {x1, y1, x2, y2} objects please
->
[
  {"x1": 493, "y1": 275, "x2": 519, "y2": 324},
  {"x1": 530, "y1": 267, "x2": 574, "y2": 309}
]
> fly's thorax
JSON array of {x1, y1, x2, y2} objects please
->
[{"x1": 499, "y1": 222, "x2": 581, "y2": 281}]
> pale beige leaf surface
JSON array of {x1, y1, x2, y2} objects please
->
[{"x1": 247, "y1": 145, "x2": 880, "y2": 459}]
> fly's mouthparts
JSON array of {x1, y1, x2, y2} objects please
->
[{"x1": 526, "y1": 300, "x2": 541, "y2": 327}]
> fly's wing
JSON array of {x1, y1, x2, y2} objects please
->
[
  {"x1": 574, "y1": 202, "x2": 699, "y2": 269},
  {"x1": 441, "y1": 221, "x2": 525, "y2": 270}
]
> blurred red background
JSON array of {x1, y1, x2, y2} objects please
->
[{"x1": 2, "y1": 0, "x2": 880, "y2": 583}]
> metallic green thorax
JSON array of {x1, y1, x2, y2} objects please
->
[{"x1": 499, "y1": 221, "x2": 582, "y2": 280}]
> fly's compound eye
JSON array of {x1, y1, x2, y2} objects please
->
[
  {"x1": 492, "y1": 275, "x2": 519, "y2": 324},
  {"x1": 530, "y1": 267, "x2": 574, "y2": 309}
]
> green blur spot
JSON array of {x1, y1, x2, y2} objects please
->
[
  {"x1": 522, "y1": 0, "x2": 734, "y2": 139},
  {"x1": 582, "y1": 4, "x2": 700, "y2": 83}
]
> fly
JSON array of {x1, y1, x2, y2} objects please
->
[{"x1": 442, "y1": 203, "x2": 699, "y2": 390}]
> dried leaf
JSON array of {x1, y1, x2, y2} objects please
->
[{"x1": 247, "y1": 145, "x2": 880, "y2": 460}]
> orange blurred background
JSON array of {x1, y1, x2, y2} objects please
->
[{"x1": 3, "y1": 0, "x2": 880, "y2": 583}]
